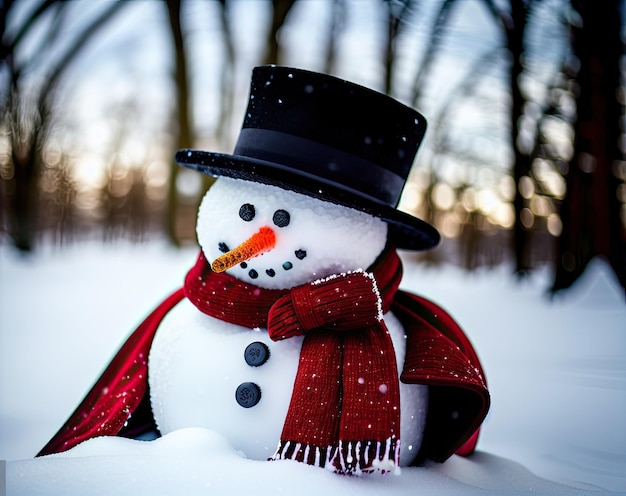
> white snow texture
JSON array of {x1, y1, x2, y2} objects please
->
[{"x1": 1, "y1": 241, "x2": 625, "y2": 495}]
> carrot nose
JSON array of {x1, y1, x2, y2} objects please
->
[{"x1": 211, "y1": 226, "x2": 276, "y2": 273}]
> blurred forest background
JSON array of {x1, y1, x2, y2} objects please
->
[{"x1": 1, "y1": 0, "x2": 624, "y2": 295}]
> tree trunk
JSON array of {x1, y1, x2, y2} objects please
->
[
  {"x1": 263, "y1": 0, "x2": 297, "y2": 65},
  {"x1": 165, "y1": 0, "x2": 193, "y2": 246},
  {"x1": 216, "y1": 0, "x2": 235, "y2": 151},
  {"x1": 323, "y1": 0, "x2": 345, "y2": 76},
  {"x1": 506, "y1": 0, "x2": 533, "y2": 275},
  {"x1": 552, "y1": 0, "x2": 626, "y2": 295},
  {"x1": 8, "y1": 131, "x2": 40, "y2": 251}
]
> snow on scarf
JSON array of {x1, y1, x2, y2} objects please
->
[{"x1": 184, "y1": 246, "x2": 404, "y2": 475}]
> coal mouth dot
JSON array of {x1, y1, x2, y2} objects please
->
[
  {"x1": 237, "y1": 249, "x2": 306, "y2": 279},
  {"x1": 218, "y1": 242, "x2": 230, "y2": 253}
]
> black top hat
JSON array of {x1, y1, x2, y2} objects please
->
[{"x1": 176, "y1": 65, "x2": 440, "y2": 250}]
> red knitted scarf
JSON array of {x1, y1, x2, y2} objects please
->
[{"x1": 184, "y1": 247, "x2": 404, "y2": 475}]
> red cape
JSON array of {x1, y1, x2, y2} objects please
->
[{"x1": 38, "y1": 288, "x2": 489, "y2": 463}]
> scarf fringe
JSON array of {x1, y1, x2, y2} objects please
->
[{"x1": 271, "y1": 437, "x2": 401, "y2": 476}]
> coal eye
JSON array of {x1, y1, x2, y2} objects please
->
[
  {"x1": 239, "y1": 203, "x2": 255, "y2": 222},
  {"x1": 273, "y1": 209, "x2": 290, "y2": 228}
]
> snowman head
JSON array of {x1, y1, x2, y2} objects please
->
[
  {"x1": 197, "y1": 177, "x2": 388, "y2": 289},
  {"x1": 178, "y1": 65, "x2": 439, "y2": 253}
]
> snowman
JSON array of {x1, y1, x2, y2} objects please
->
[
  {"x1": 148, "y1": 177, "x2": 428, "y2": 473},
  {"x1": 38, "y1": 66, "x2": 489, "y2": 476}
]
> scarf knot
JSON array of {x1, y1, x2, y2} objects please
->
[
  {"x1": 184, "y1": 246, "x2": 404, "y2": 475},
  {"x1": 267, "y1": 270, "x2": 383, "y2": 340}
]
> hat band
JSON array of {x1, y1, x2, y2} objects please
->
[{"x1": 234, "y1": 128, "x2": 406, "y2": 207}]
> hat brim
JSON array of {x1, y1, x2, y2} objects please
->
[{"x1": 176, "y1": 149, "x2": 440, "y2": 251}]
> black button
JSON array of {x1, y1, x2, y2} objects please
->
[
  {"x1": 235, "y1": 382, "x2": 261, "y2": 408},
  {"x1": 244, "y1": 341, "x2": 270, "y2": 367}
]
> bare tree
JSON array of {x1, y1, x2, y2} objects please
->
[
  {"x1": 165, "y1": 0, "x2": 194, "y2": 246},
  {"x1": 1, "y1": 1, "x2": 127, "y2": 250},
  {"x1": 215, "y1": 0, "x2": 236, "y2": 151},
  {"x1": 551, "y1": 0, "x2": 626, "y2": 295},
  {"x1": 479, "y1": 0, "x2": 539, "y2": 275},
  {"x1": 410, "y1": 0, "x2": 458, "y2": 108},
  {"x1": 263, "y1": 0, "x2": 298, "y2": 66},
  {"x1": 322, "y1": 0, "x2": 346, "y2": 75},
  {"x1": 383, "y1": 0, "x2": 417, "y2": 95}
]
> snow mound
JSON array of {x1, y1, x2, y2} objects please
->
[{"x1": 8, "y1": 428, "x2": 607, "y2": 496}]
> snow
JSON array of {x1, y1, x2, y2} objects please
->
[{"x1": 1, "y1": 240, "x2": 625, "y2": 495}]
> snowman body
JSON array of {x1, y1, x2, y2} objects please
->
[{"x1": 148, "y1": 178, "x2": 429, "y2": 465}]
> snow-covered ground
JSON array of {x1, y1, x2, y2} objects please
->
[{"x1": 1, "y1": 240, "x2": 625, "y2": 495}]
